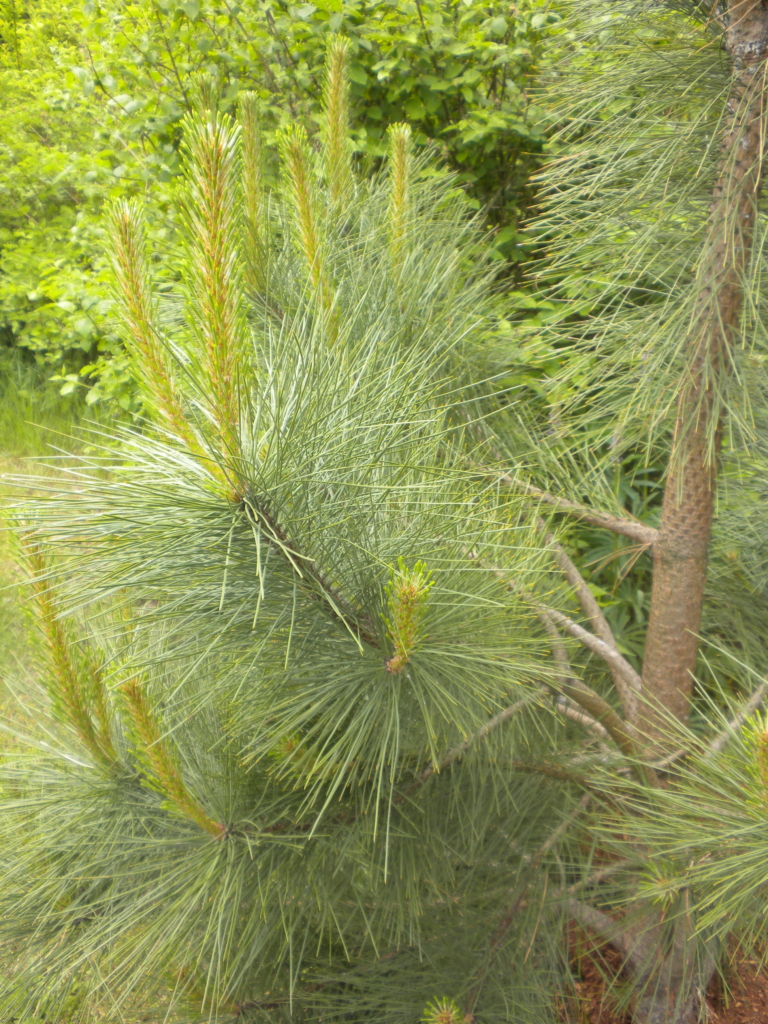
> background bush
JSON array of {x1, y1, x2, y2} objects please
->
[{"x1": 0, "y1": 0, "x2": 555, "y2": 407}]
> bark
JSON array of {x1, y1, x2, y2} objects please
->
[
  {"x1": 628, "y1": 918, "x2": 719, "y2": 1024},
  {"x1": 640, "y1": 0, "x2": 768, "y2": 741}
]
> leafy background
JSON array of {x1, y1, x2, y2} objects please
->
[{"x1": 0, "y1": 0, "x2": 556, "y2": 409}]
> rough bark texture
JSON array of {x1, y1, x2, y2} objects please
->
[{"x1": 640, "y1": 0, "x2": 768, "y2": 741}]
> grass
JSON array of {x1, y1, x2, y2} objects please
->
[{"x1": 0, "y1": 350, "x2": 100, "y2": 691}]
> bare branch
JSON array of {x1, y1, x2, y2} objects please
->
[
  {"x1": 498, "y1": 474, "x2": 658, "y2": 547},
  {"x1": 542, "y1": 605, "x2": 644, "y2": 700},
  {"x1": 557, "y1": 696, "x2": 611, "y2": 741},
  {"x1": 538, "y1": 520, "x2": 640, "y2": 721},
  {"x1": 540, "y1": 522, "x2": 616, "y2": 648},
  {"x1": 564, "y1": 858, "x2": 637, "y2": 896},
  {"x1": 416, "y1": 686, "x2": 548, "y2": 785},
  {"x1": 565, "y1": 898, "x2": 655, "y2": 971},
  {"x1": 704, "y1": 679, "x2": 768, "y2": 758},
  {"x1": 536, "y1": 610, "x2": 658, "y2": 787},
  {"x1": 534, "y1": 610, "x2": 656, "y2": 786},
  {"x1": 465, "y1": 551, "x2": 654, "y2": 783},
  {"x1": 641, "y1": 680, "x2": 768, "y2": 769},
  {"x1": 478, "y1": 551, "x2": 642, "y2": 707}
]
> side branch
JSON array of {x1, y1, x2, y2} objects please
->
[
  {"x1": 536, "y1": 611, "x2": 657, "y2": 787},
  {"x1": 416, "y1": 687, "x2": 548, "y2": 785},
  {"x1": 557, "y1": 696, "x2": 611, "y2": 741},
  {"x1": 498, "y1": 474, "x2": 658, "y2": 547},
  {"x1": 565, "y1": 898, "x2": 655, "y2": 973},
  {"x1": 704, "y1": 679, "x2": 768, "y2": 759},
  {"x1": 539, "y1": 521, "x2": 640, "y2": 721},
  {"x1": 542, "y1": 605, "x2": 644, "y2": 701}
]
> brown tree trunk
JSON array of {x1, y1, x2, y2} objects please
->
[{"x1": 640, "y1": 0, "x2": 768, "y2": 743}]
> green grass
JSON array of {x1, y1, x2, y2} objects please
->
[
  {"x1": 0, "y1": 349, "x2": 96, "y2": 459},
  {"x1": 0, "y1": 351, "x2": 94, "y2": 692}
]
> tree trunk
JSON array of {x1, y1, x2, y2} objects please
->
[
  {"x1": 569, "y1": 898, "x2": 718, "y2": 1024},
  {"x1": 579, "y1": 14, "x2": 768, "y2": 1018},
  {"x1": 640, "y1": 0, "x2": 768, "y2": 743},
  {"x1": 631, "y1": 968, "x2": 703, "y2": 1024},
  {"x1": 628, "y1": 916, "x2": 716, "y2": 1024}
]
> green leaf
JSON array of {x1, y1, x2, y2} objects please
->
[
  {"x1": 404, "y1": 97, "x2": 426, "y2": 119},
  {"x1": 347, "y1": 63, "x2": 369, "y2": 85}
]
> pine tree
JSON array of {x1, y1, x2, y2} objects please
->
[{"x1": 4, "y1": 8, "x2": 768, "y2": 1024}]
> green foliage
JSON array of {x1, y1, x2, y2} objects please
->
[
  {"x1": 0, "y1": 2, "x2": 118, "y2": 396},
  {"x1": 506, "y1": 0, "x2": 768, "y2": 690},
  {"x1": 0, "y1": 0, "x2": 553, "y2": 406},
  {"x1": 0, "y1": 68, "x2": 578, "y2": 1023},
  {"x1": 0, "y1": 351, "x2": 89, "y2": 457},
  {"x1": 8, "y1": 6, "x2": 768, "y2": 1023}
]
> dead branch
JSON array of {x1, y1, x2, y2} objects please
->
[
  {"x1": 704, "y1": 678, "x2": 768, "y2": 758},
  {"x1": 542, "y1": 605, "x2": 643, "y2": 703},
  {"x1": 498, "y1": 474, "x2": 658, "y2": 547},
  {"x1": 538, "y1": 519, "x2": 640, "y2": 721}
]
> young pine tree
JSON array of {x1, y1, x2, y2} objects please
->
[{"x1": 5, "y1": 9, "x2": 768, "y2": 1024}]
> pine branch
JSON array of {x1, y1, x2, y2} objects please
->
[
  {"x1": 499, "y1": 475, "x2": 659, "y2": 547},
  {"x1": 120, "y1": 680, "x2": 224, "y2": 837},
  {"x1": 182, "y1": 109, "x2": 248, "y2": 458},
  {"x1": 108, "y1": 200, "x2": 199, "y2": 451},
  {"x1": 279, "y1": 124, "x2": 337, "y2": 330},
  {"x1": 323, "y1": 36, "x2": 352, "y2": 206},
  {"x1": 23, "y1": 539, "x2": 116, "y2": 767},
  {"x1": 388, "y1": 122, "x2": 411, "y2": 268},
  {"x1": 465, "y1": 794, "x2": 593, "y2": 1015},
  {"x1": 541, "y1": 523, "x2": 617, "y2": 649},
  {"x1": 557, "y1": 696, "x2": 611, "y2": 741},
  {"x1": 238, "y1": 90, "x2": 267, "y2": 293},
  {"x1": 563, "y1": 858, "x2": 638, "y2": 897},
  {"x1": 242, "y1": 497, "x2": 380, "y2": 651},
  {"x1": 704, "y1": 679, "x2": 768, "y2": 758},
  {"x1": 536, "y1": 608, "x2": 658, "y2": 786},
  {"x1": 466, "y1": 552, "x2": 653, "y2": 780},
  {"x1": 415, "y1": 686, "x2": 548, "y2": 786},
  {"x1": 541, "y1": 605, "x2": 644, "y2": 703}
]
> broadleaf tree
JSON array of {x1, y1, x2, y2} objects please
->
[{"x1": 5, "y1": 5, "x2": 768, "y2": 1024}]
